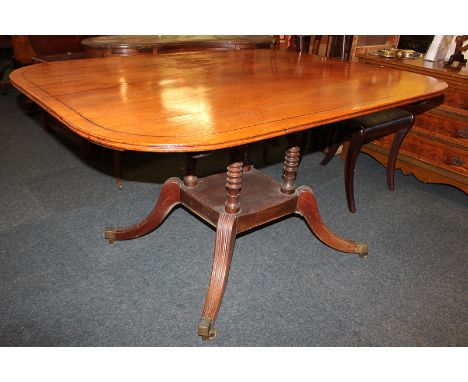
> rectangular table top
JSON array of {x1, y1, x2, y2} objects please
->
[{"x1": 10, "y1": 49, "x2": 447, "y2": 152}]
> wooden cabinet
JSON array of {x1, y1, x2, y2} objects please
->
[{"x1": 354, "y1": 54, "x2": 468, "y2": 193}]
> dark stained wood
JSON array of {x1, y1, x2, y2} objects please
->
[
  {"x1": 179, "y1": 168, "x2": 299, "y2": 234},
  {"x1": 105, "y1": 164, "x2": 369, "y2": 340},
  {"x1": 104, "y1": 177, "x2": 181, "y2": 243},
  {"x1": 323, "y1": 110, "x2": 415, "y2": 213},
  {"x1": 224, "y1": 162, "x2": 243, "y2": 213},
  {"x1": 386, "y1": 120, "x2": 415, "y2": 190},
  {"x1": 199, "y1": 213, "x2": 238, "y2": 340},
  {"x1": 281, "y1": 146, "x2": 300, "y2": 194},
  {"x1": 11, "y1": 36, "x2": 90, "y2": 66},
  {"x1": 296, "y1": 187, "x2": 368, "y2": 256}
]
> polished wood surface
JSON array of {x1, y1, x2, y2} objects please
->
[
  {"x1": 81, "y1": 36, "x2": 276, "y2": 188},
  {"x1": 82, "y1": 35, "x2": 277, "y2": 57},
  {"x1": 356, "y1": 53, "x2": 467, "y2": 193},
  {"x1": 10, "y1": 50, "x2": 447, "y2": 153}
]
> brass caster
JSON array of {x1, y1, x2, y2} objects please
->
[
  {"x1": 198, "y1": 318, "x2": 217, "y2": 341},
  {"x1": 105, "y1": 228, "x2": 116, "y2": 244},
  {"x1": 202, "y1": 328, "x2": 217, "y2": 341},
  {"x1": 357, "y1": 243, "x2": 368, "y2": 258}
]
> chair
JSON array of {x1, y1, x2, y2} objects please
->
[
  {"x1": 295, "y1": 35, "x2": 416, "y2": 213},
  {"x1": 320, "y1": 109, "x2": 414, "y2": 213}
]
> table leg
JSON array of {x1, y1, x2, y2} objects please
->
[
  {"x1": 104, "y1": 144, "x2": 368, "y2": 340},
  {"x1": 198, "y1": 213, "x2": 238, "y2": 341},
  {"x1": 296, "y1": 186, "x2": 368, "y2": 257},
  {"x1": 199, "y1": 162, "x2": 243, "y2": 340},
  {"x1": 105, "y1": 177, "x2": 181, "y2": 243}
]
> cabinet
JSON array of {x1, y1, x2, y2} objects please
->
[{"x1": 353, "y1": 54, "x2": 468, "y2": 193}]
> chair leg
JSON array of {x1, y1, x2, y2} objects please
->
[
  {"x1": 320, "y1": 142, "x2": 341, "y2": 166},
  {"x1": 386, "y1": 119, "x2": 414, "y2": 190},
  {"x1": 345, "y1": 130, "x2": 365, "y2": 213},
  {"x1": 299, "y1": 130, "x2": 310, "y2": 159}
]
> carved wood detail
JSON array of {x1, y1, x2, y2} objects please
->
[
  {"x1": 281, "y1": 146, "x2": 300, "y2": 195},
  {"x1": 225, "y1": 162, "x2": 243, "y2": 213}
]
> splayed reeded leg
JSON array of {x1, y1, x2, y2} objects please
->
[
  {"x1": 105, "y1": 177, "x2": 181, "y2": 243},
  {"x1": 199, "y1": 162, "x2": 243, "y2": 340},
  {"x1": 198, "y1": 213, "x2": 238, "y2": 340},
  {"x1": 296, "y1": 186, "x2": 368, "y2": 257}
]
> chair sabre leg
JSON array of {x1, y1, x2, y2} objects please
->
[
  {"x1": 345, "y1": 132, "x2": 364, "y2": 213},
  {"x1": 320, "y1": 142, "x2": 341, "y2": 166},
  {"x1": 386, "y1": 120, "x2": 414, "y2": 190}
]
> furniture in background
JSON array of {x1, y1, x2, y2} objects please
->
[
  {"x1": 355, "y1": 53, "x2": 468, "y2": 194},
  {"x1": 81, "y1": 35, "x2": 276, "y2": 57},
  {"x1": 349, "y1": 35, "x2": 400, "y2": 58},
  {"x1": 11, "y1": 36, "x2": 89, "y2": 66},
  {"x1": 320, "y1": 109, "x2": 415, "y2": 213},
  {"x1": 80, "y1": 35, "x2": 278, "y2": 188},
  {"x1": 294, "y1": 35, "x2": 418, "y2": 213},
  {"x1": 10, "y1": 50, "x2": 446, "y2": 340},
  {"x1": 10, "y1": 36, "x2": 93, "y2": 158}
]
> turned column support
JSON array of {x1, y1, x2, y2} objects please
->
[
  {"x1": 225, "y1": 162, "x2": 243, "y2": 213},
  {"x1": 281, "y1": 146, "x2": 300, "y2": 195}
]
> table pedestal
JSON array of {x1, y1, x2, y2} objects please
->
[{"x1": 105, "y1": 146, "x2": 368, "y2": 340}]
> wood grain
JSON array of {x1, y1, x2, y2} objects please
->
[{"x1": 10, "y1": 50, "x2": 447, "y2": 153}]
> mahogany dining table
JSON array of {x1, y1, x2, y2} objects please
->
[{"x1": 10, "y1": 49, "x2": 447, "y2": 340}]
